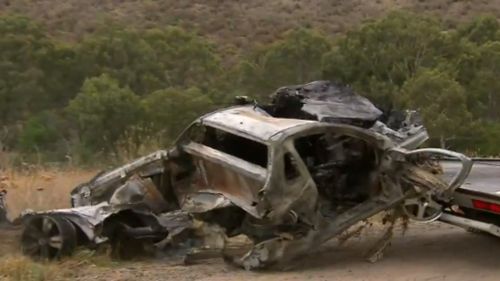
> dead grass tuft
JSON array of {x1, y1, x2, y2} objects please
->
[
  {"x1": 0, "y1": 249, "x2": 117, "y2": 281},
  {"x1": 0, "y1": 256, "x2": 58, "y2": 281}
]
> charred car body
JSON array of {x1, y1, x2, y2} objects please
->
[{"x1": 19, "y1": 81, "x2": 472, "y2": 269}]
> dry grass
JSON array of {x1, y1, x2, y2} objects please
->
[
  {"x1": 1, "y1": 168, "x2": 97, "y2": 220},
  {"x1": 0, "y1": 167, "x2": 128, "y2": 281},
  {"x1": 0, "y1": 256, "x2": 59, "y2": 281},
  {"x1": 0, "y1": 250, "x2": 118, "y2": 281}
]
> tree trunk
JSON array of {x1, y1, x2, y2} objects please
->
[{"x1": 440, "y1": 135, "x2": 446, "y2": 149}]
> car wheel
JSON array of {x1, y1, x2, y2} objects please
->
[{"x1": 21, "y1": 215, "x2": 77, "y2": 260}]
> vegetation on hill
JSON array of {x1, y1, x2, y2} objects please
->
[
  {"x1": 2, "y1": 0, "x2": 500, "y2": 51},
  {"x1": 0, "y1": 7, "x2": 500, "y2": 165}
]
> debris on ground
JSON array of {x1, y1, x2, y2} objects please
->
[{"x1": 16, "y1": 81, "x2": 472, "y2": 270}]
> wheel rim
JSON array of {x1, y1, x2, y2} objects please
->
[
  {"x1": 403, "y1": 193, "x2": 443, "y2": 222},
  {"x1": 21, "y1": 215, "x2": 77, "y2": 260}
]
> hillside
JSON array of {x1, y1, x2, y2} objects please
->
[
  {"x1": 1, "y1": 0, "x2": 499, "y2": 49},
  {"x1": 1, "y1": 0, "x2": 500, "y2": 162}
]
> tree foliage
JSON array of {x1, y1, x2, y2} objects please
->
[
  {"x1": 66, "y1": 74, "x2": 142, "y2": 154},
  {"x1": 457, "y1": 15, "x2": 500, "y2": 45},
  {"x1": 456, "y1": 42, "x2": 500, "y2": 121},
  {"x1": 78, "y1": 27, "x2": 221, "y2": 96},
  {"x1": 0, "y1": 15, "x2": 51, "y2": 125},
  {"x1": 399, "y1": 69, "x2": 472, "y2": 148},
  {"x1": 141, "y1": 87, "x2": 214, "y2": 145},
  {"x1": 322, "y1": 12, "x2": 449, "y2": 108},
  {"x1": 17, "y1": 111, "x2": 64, "y2": 154},
  {"x1": 238, "y1": 28, "x2": 331, "y2": 98},
  {"x1": 3, "y1": 11, "x2": 500, "y2": 163}
]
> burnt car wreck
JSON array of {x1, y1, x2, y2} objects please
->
[{"x1": 18, "y1": 81, "x2": 472, "y2": 270}]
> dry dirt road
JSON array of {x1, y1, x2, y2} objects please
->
[{"x1": 2, "y1": 221, "x2": 499, "y2": 281}]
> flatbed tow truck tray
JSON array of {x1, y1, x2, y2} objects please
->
[{"x1": 441, "y1": 160, "x2": 500, "y2": 237}]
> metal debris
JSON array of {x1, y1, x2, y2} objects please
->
[
  {"x1": 264, "y1": 81, "x2": 429, "y2": 149},
  {"x1": 18, "y1": 81, "x2": 473, "y2": 270}
]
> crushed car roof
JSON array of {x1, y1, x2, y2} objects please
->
[
  {"x1": 268, "y1": 81, "x2": 383, "y2": 126},
  {"x1": 200, "y1": 105, "x2": 317, "y2": 141}
]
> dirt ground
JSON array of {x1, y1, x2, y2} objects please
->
[
  {"x1": 1, "y1": 169, "x2": 499, "y2": 280},
  {"x1": 2, "y1": 221, "x2": 500, "y2": 281}
]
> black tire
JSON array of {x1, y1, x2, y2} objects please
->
[{"x1": 21, "y1": 215, "x2": 77, "y2": 260}]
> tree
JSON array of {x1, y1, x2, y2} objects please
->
[
  {"x1": 399, "y1": 69, "x2": 472, "y2": 148},
  {"x1": 457, "y1": 15, "x2": 499, "y2": 45},
  {"x1": 238, "y1": 28, "x2": 332, "y2": 99},
  {"x1": 141, "y1": 87, "x2": 214, "y2": 145},
  {"x1": 455, "y1": 42, "x2": 500, "y2": 121},
  {"x1": 38, "y1": 44, "x2": 86, "y2": 109},
  {"x1": 0, "y1": 15, "x2": 86, "y2": 152},
  {"x1": 472, "y1": 122, "x2": 500, "y2": 155},
  {"x1": 66, "y1": 74, "x2": 142, "y2": 155},
  {"x1": 321, "y1": 11, "x2": 449, "y2": 108},
  {"x1": 17, "y1": 111, "x2": 66, "y2": 160},
  {"x1": 78, "y1": 26, "x2": 221, "y2": 96},
  {"x1": 0, "y1": 15, "x2": 51, "y2": 125},
  {"x1": 143, "y1": 27, "x2": 221, "y2": 91}
]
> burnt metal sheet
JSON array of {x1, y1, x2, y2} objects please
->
[
  {"x1": 183, "y1": 142, "x2": 267, "y2": 182},
  {"x1": 201, "y1": 106, "x2": 316, "y2": 142},
  {"x1": 263, "y1": 81, "x2": 428, "y2": 148},
  {"x1": 181, "y1": 143, "x2": 264, "y2": 218},
  {"x1": 180, "y1": 192, "x2": 233, "y2": 213},
  {"x1": 110, "y1": 176, "x2": 169, "y2": 213},
  {"x1": 71, "y1": 150, "x2": 170, "y2": 207},
  {"x1": 268, "y1": 80, "x2": 383, "y2": 126},
  {"x1": 22, "y1": 204, "x2": 193, "y2": 246},
  {"x1": 22, "y1": 202, "x2": 115, "y2": 242}
]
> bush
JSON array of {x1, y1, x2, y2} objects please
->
[{"x1": 66, "y1": 74, "x2": 142, "y2": 155}]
